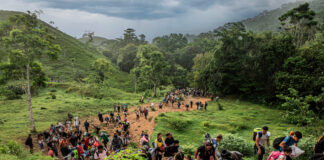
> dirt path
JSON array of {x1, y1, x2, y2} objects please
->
[
  {"x1": 83, "y1": 96, "x2": 210, "y2": 145},
  {"x1": 21, "y1": 95, "x2": 210, "y2": 159}
]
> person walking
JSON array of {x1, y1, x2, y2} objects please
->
[
  {"x1": 25, "y1": 134, "x2": 33, "y2": 154},
  {"x1": 255, "y1": 126, "x2": 270, "y2": 160}
]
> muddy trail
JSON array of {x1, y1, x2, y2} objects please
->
[
  {"x1": 83, "y1": 95, "x2": 210, "y2": 145},
  {"x1": 21, "y1": 95, "x2": 210, "y2": 159}
]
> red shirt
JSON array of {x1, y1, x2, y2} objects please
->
[
  {"x1": 85, "y1": 138, "x2": 90, "y2": 148},
  {"x1": 77, "y1": 145, "x2": 84, "y2": 155}
]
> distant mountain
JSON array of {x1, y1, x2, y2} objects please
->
[{"x1": 241, "y1": 0, "x2": 324, "y2": 33}]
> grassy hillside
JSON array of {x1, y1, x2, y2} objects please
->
[
  {"x1": 0, "y1": 10, "x2": 135, "y2": 91},
  {"x1": 242, "y1": 0, "x2": 324, "y2": 33},
  {"x1": 152, "y1": 99, "x2": 324, "y2": 159}
]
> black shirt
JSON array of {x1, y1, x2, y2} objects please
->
[
  {"x1": 165, "y1": 137, "x2": 174, "y2": 146},
  {"x1": 164, "y1": 145, "x2": 179, "y2": 157},
  {"x1": 196, "y1": 145, "x2": 216, "y2": 160}
]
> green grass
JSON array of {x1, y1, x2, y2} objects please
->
[
  {"x1": 152, "y1": 98, "x2": 324, "y2": 158},
  {"x1": 0, "y1": 85, "x2": 168, "y2": 145}
]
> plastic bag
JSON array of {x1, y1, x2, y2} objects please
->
[{"x1": 290, "y1": 146, "x2": 304, "y2": 158}]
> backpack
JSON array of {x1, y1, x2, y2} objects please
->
[
  {"x1": 267, "y1": 151, "x2": 283, "y2": 160},
  {"x1": 273, "y1": 136, "x2": 292, "y2": 150},
  {"x1": 112, "y1": 137, "x2": 122, "y2": 148},
  {"x1": 314, "y1": 136, "x2": 324, "y2": 153},
  {"x1": 253, "y1": 128, "x2": 263, "y2": 141}
]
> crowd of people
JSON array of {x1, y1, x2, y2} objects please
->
[{"x1": 23, "y1": 88, "x2": 324, "y2": 160}]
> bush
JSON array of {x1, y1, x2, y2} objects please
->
[
  {"x1": 181, "y1": 144, "x2": 195, "y2": 155},
  {"x1": 165, "y1": 117, "x2": 192, "y2": 131},
  {"x1": 219, "y1": 134, "x2": 254, "y2": 156},
  {"x1": 298, "y1": 137, "x2": 316, "y2": 160},
  {"x1": 106, "y1": 148, "x2": 144, "y2": 160},
  {"x1": 0, "y1": 85, "x2": 24, "y2": 100},
  {"x1": 50, "y1": 93, "x2": 56, "y2": 99},
  {"x1": 277, "y1": 88, "x2": 319, "y2": 126},
  {"x1": 217, "y1": 101, "x2": 223, "y2": 110}
]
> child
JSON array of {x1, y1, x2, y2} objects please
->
[
  {"x1": 278, "y1": 147, "x2": 292, "y2": 160},
  {"x1": 268, "y1": 146, "x2": 292, "y2": 160}
]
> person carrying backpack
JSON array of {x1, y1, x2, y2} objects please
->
[
  {"x1": 100, "y1": 133, "x2": 110, "y2": 148},
  {"x1": 144, "y1": 107, "x2": 149, "y2": 120},
  {"x1": 165, "y1": 132, "x2": 175, "y2": 146},
  {"x1": 94, "y1": 145, "x2": 108, "y2": 160},
  {"x1": 314, "y1": 132, "x2": 324, "y2": 154},
  {"x1": 194, "y1": 142, "x2": 216, "y2": 160},
  {"x1": 110, "y1": 133, "x2": 123, "y2": 152},
  {"x1": 278, "y1": 131, "x2": 302, "y2": 151},
  {"x1": 98, "y1": 112, "x2": 103, "y2": 123},
  {"x1": 186, "y1": 104, "x2": 190, "y2": 111},
  {"x1": 268, "y1": 146, "x2": 292, "y2": 160},
  {"x1": 164, "y1": 140, "x2": 180, "y2": 158},
  {"x1": 254, "y1": 126, "x2": 271, "y2": 160},
  {"x1": 104, "y1": 116, "x2": 109, "y2": 126},
  {"x1": 25, "y1": 134, "x2": 33, "y2": 154},
  {"x1": 159, "y1": 102, "x2": 163, "y2": 109},
  {"x1": 213, "y1": 134, "x2": 222, "y2": 158},
  {"x1": 84, "y1": 120, "x2": 89, "y2": 133},
  {"x1": 196, "y1": 101, "x2": 200, "y2": 110},
  {"x1": 154, "y1": 133, "x2": 166, "y2": 160}
]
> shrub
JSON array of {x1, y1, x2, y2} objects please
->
[
  {"x1": 50, "y1": 93, "x2": 56, "y2": 99},
  {"x1": 217, "y1": 101, "x2": 223, "y2": 110},
  {"x1": 181, "y1": 144, "x2": 195, "y2": 155},
  {"x1": 219, "y1": 134, "x2": 254, "y2": 156},
  {"x1": 148, "y1": 116, "x2": 153, "y2": 122},
  {"x1": 166, "y1": 117, "x2": 192, "y2": 131},
  {"x1": 298, "y1": 137, "x2": 316, "y2": 159},
  {"x1": 277, "y1": 88, "x2": 319, "y2": 126},
  {"x1": 106, "y1": 148, "x2": 145, "y2": 160},
  {"x1": 0, "y1": 85, "x2": 24, "y2": 100}
]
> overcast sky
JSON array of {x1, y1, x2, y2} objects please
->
[{"x1": 0, "y1": 0, "x2": 297, "y2": 40}]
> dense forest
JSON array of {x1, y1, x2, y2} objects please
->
[{"x1": 78, "y1": 2, "x2": 324, "y2": 126}]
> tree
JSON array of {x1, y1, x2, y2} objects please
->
[
  {"x1": 117, "y1": 44, "x2": 138, "y2": 73},
  {"x1": 1, "y1": 11, "x2": 61, "y2": 132},
  {"x1": 134, "y1": 45, "x2": 170, "y2": 97},
  {"x1": 279, "y1": 2, "x2": 318, "y2": 47},
  {"x1": 93, "y1": 58, "x2": 110, "y2": 83},
  {"x1": 152, "y1": 33, "x2": 188, "y2": 53},
  {"x1": 123, "y1": 28, "x2": 138, "y2": 44},
  {"x1": 139, "y1": 34, "x2": 147, "y2": 44}
]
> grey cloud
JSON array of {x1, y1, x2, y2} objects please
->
[{"x1": 23, "y1": 0, "x2": 219, "y2": 19}]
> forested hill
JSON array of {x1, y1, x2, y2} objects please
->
[
  {"x1": 241, "y1": 0, "x2": 324, "y2": 33},
  {"x1": 0, "y1": 10, "x2": 105, "y2": 81}
]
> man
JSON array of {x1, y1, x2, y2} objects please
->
[
  {"x1": 100, "y1": 133, "x2": 110, "y2": 148},
  {"x1": 190, "y1": 101, "x2": 193, "y2": 108},
  {"x1": 25, "y1": 134, "x2": 33, "y2": 154},
  {"x1": 154, "y1": 133, "x2": 166, "y2": 160},
  {"x1": 94, "y1": 145, "x2": 108, "y2": 160},
  {"x1": 165, "y1": 132, "x2": 175, "y2": 146},
  {"x1": 279, "y1": 131, "x2": 302, "y2": 151},
  {"x1": 98, "y1": 112, "x2": 103, "y2": 123},
  {"x1": 213, "y1": 134, "x2": 223, "y2": 158},
  {"x1": 255, "y1": 126, "x2": 270, "y2": 160},
  {"x1": 164, "y1": 140, "x2": 180, "y2": 158},
  {"x1": 84, "y1": 120, "x2": 89, "y2": 133},
  {"x1": 110, "y1": 133, "x2": 123, "y2": 152},
  {"x1": 195, "y1": 142, "x2": 216, "y2": 160},
  {"x1": 196, "y1": 101, "x2": 200, "y2": 110}
]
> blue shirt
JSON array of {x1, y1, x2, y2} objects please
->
[{"x1": 280, "y1": 136, "x2": 297, "y2": 151}]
